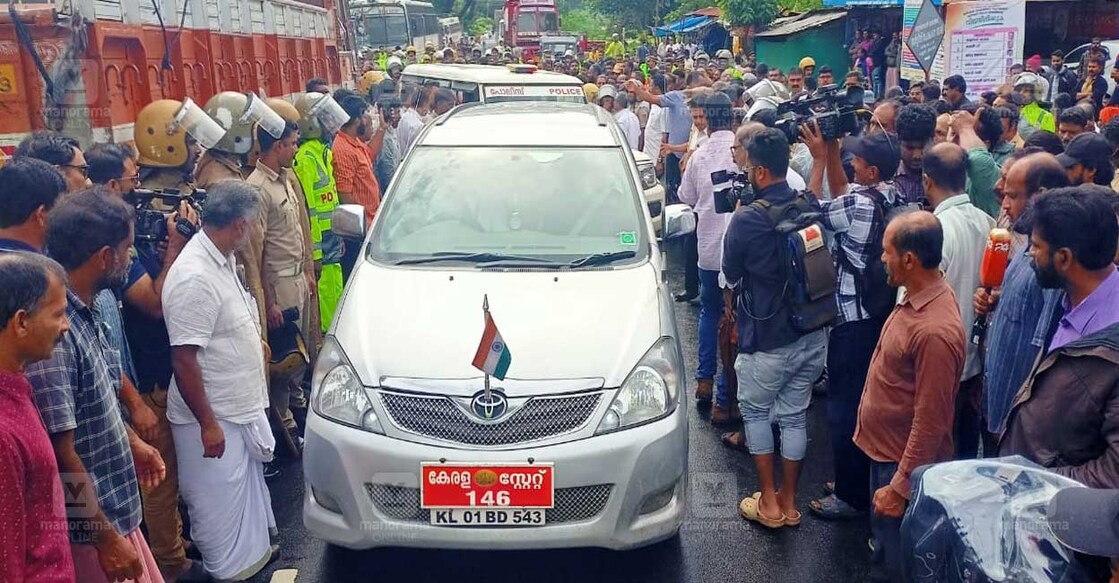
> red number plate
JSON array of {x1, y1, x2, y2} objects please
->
[{"x1": 420, "y1": 463, "x2": 555, "y2": 509}]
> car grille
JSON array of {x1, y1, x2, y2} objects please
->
[
  {"x1": 379, "y1": 392, "x2": 602, "y2": 446},
  {"x1": 366, "y1": 483, "x2": 614, "y2": 524}
]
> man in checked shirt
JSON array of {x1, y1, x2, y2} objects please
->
[{"x1": 801, "y1": 125, "x2": 909, "y2": 523}]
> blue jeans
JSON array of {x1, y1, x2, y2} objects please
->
[
  {"x1": 735, "y1": 330, "x2": 827, "y2": 460},
  {"x1": 872, "y1": 66, "x2": 885, "y2": 101},
  {"x1": 696, "y1": 269, "x2": 727, "y2": 403}
]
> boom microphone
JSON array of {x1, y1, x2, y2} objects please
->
[{"x1": 971, "y1": 228, "x2": 1012, "y2": 346}]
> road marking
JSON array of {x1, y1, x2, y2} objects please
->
[{"x1": 270, "y1": 569, "x2": 298, "y2": 583}]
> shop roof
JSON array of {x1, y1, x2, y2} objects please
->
[{"x1": 756, "y1": 10, "x2": 847, "y2": 38}]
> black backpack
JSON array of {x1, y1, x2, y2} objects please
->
[
  {"x1": 751, "y1": 193, "x2": 838, "y2": 334},
  {"x1": 836, "y1": 188, "x2": 909, "y2": 320}
]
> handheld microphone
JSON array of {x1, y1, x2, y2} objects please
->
[{"x1": 971, "y1": 228, "x2": 1012, "y2": 346}]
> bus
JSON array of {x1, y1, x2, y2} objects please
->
[
  {"x1": 352, "y1": 0, "x2": 444, "y2": 51},
  {"x1": 439, "y1": 16, "x2": 463, "y2": 47}
]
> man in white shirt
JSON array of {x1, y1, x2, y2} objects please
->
[
  {"x1": 643, "y1": 77, "x2": 667, "y2": 164},
  {"x1": 397, "y1": 83, "x2": 426, "y2": 154},
  {"x1": 163, "y1": 181, "x2": 277, "y2": 582},
  {"x1": 614, "y1": 93, "x2": 641, "y2": 150},
  {"x1": 921, "y1": 143, "x2": 995, "y2": 460}
]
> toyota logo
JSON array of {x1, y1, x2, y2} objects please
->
[{"x1": 471, "y1": 390, "x2": 508, "y2": 420}]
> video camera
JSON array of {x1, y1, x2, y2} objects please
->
[
  {"x1": 774, "y1": 84, "x2": 869, "y2": 143},
  {"x1": 125, "y1": 188, "x2": 206, "y2": 244},
  {"x1": 712, "y1": 169, "x2": 754, "y2": 214}
]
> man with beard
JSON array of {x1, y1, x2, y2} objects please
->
[
  {"x1": 1000, "y1": 185, "x2": 1119, "y2": 489},
  {"x1": 976, "y1": 153, "x2": 1066, "y2": 442},
  {"x1": 1058, "y1": 132, "x2": 1116, "y2": 187},
  {"x1": 86, "y1": 139, "x2": 207, "y2": 580},
  {"x1": 163, "y1": 181, "x2": 277, "y2": 581},
  {"x1": 28, "y1": 189, "x2": 167, "y2": 582}
]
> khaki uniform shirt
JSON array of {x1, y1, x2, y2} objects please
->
[{"x1": 194, "y1": 152, "x2": 268, "y2": 334}]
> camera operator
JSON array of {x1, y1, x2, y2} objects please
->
[
  {"x1": 721, "y1": 127, "x2": 828, "y2": 528},
  {"x1": 677, "y1": 92, "x2": 736, "y2": 414},
  {"x1": 801, "y1": 122, "x2": 906, "y2": 522},
  {"x1": 88, "y1": 143, "x2": 142, "y2": 197}
]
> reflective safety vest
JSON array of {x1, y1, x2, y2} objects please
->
[{"x1": 293, "y1": 140, "x2": 344, "y2": 265}]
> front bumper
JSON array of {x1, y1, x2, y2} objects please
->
[{"x1": 302, "y1": 399, "x2": 687, "y2": 550}]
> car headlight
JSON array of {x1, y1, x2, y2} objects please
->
[
  {"x1": 596, "y1": 337, "x2": 681, "y2": 434},
  {"x1": 638, "y1": 162, "x2": 658, "y2": 190},
  {"x1": 311, "y1": 336, "x2": 383, "y2": 433}
]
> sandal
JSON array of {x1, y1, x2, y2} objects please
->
[
  {"x1": 784, "y1": 508, "x2": 803, "y2": 526},
  {"x1": 739, "y1": 492, "x2": 785, "y2": 529},
  {"x1": 823, "y1": 481, "x2": 835, "y2": 495},
  {"x1": 720, "y1": 431, "x2": 747, "y2": 451},
  {"x1": 808, "y1": 493, "x2": 864, "y2": 520}
]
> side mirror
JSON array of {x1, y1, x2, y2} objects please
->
[
  {"x1": 333, "y1": 204, "x2": 367, "y2": 239},
  {"x1": 663, "y1": 204, "x2": 696, "y2": 239}
]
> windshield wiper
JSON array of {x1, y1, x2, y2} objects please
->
[
  {"x1": 567, "y1": 251, "x2": 637, "y2": 268},
  {"x1": 392, "y1": 252, "x2": 558, "y2": 266}
]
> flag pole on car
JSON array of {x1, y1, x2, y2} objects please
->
[{"x1": 472, "y1": 294, "x2": 512, "y2": 402}]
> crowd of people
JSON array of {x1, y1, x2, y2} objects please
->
[
  {"x1": 2, "y1": 27, "x2": 1119, "y2": 583},
  {"x1": 0, "y1": 81, "x2": 402, "y2": 582}
]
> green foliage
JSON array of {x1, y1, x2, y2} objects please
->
[
  {"x1": 664, "y1": 0, "x2": 710, "y2": 22},
  {"x1": 719, "y1": 0, "x2": 779, "y2": 25},
  {"x1": 779, "y1": 0, "x2": 823, "y2": 12},
  {"x1": 588, "y1": 0, "x2": 655, "y2": 29},
  {"x1": 471, "y1": 16, "x2": 494, "y2": 36},
  {"x1": 562, "y1": 8, "x2": 610, "y2": 38}
]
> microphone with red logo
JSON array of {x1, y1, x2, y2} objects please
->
[{"x1": 971, "y1": 228, "x2": 1012, "y2": 346}]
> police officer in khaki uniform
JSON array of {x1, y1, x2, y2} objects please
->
[
  {"x1": 246, "y1": 114, "x2": 313, "y2": 445},
  {"x1": 195, "y1": 92, "x2": 281, "y2": 334},
  {"x1": 266, "y1": 98, "x2": 321, "y2": 352}
]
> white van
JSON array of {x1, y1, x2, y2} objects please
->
[
  {"x1": 303, "y1": 102, "x2": 696, "y2": 551},
  {"x1": 401, "y1": 63, "x2": 587, "y2": 104}
]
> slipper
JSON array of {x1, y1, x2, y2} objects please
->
[
  {"x1": 721, "y1": 431, "x2": 747, "y2": 451},
  {"x1": 823, "y1": 481, "x2": 835, "y2": 495},
  {"x1": 808, "y1": 493, "x2": 864, "y2": 520},
  {"x1": 739, "y1": 492, "x2": 785, "y2": 529},
  {"x1": 784, "y1": 509, "x2": 803, "y2": 527}
]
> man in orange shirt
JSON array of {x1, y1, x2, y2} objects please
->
[{"x1": 331, "y1": 94, "x2": 387, "y2": 277}]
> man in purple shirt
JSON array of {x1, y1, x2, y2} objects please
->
[
  {"x1": 0, "y1": 253, "x2": 75, "y2": 582},
  {"x1": 1000, "y1": 185, "x2": 1119, "y2": 488}
]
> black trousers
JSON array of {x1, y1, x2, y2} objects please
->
[
  {"x1": 827, "y1": 316, "x2": 886, "y2": 512},
  {"x1": 664, "y1": 152, "x2": 698, "y2": 296},
  {"x1": 340, "y1": 236, "x2": 362, "y2": 282}
]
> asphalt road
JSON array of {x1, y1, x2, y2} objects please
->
[{"x1": 250, "y1": 245, "x2": 873, "y2": 583}]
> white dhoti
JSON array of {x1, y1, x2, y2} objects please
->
[{"x1": 171, "y1": 412, "x2": 277, "y2": 581}]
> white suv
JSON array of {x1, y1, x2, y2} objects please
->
[{"x1": 303, "y1": 102, "x2": 695, "y2": 550}]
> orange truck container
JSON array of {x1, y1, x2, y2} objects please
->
[{"x1": 0, "y1": 0, "x2": 352, "y2": 155}]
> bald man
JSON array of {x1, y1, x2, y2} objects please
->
[
  {"x1": 922, "y1": 143, "x2": 995, "y2": 459},
  {"x1": 854, "y1": 211, "x2": 966, "y2": 582}
]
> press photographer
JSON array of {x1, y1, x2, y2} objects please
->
[
  {"x1": 87, "y1": 125, "x2": 206, "y2": 580},
  {"x1": 721, "y1": 126, "x2": 832, "y2": 529}
]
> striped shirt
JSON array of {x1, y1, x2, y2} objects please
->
[
  {"x1": 26, "y1": 290, "x2": 142, "y2": 541},
  {"x1": 332, "y1": 130, "x2": 382, "y2": 226},
  {"x1": 817, "y1": 182, "x2": 901, "y2": 324}
]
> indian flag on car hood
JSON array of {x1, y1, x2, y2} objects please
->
[{"x1": 472, "y1": 311, "x2": 512, "y2": 380}]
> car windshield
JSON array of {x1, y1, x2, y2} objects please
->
[{"x1": 369, "y1": 147, "x2": 647, "y2": 266}]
